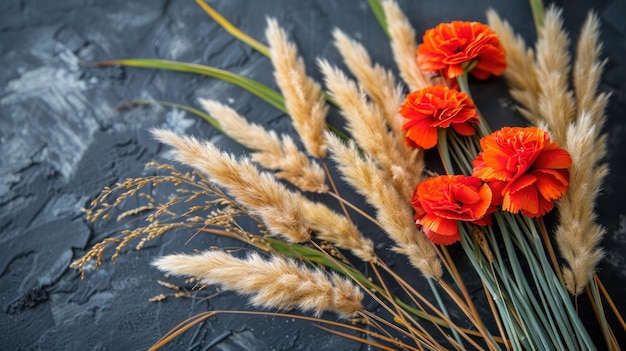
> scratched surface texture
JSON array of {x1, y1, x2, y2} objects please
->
[{"x1": 1, "y1": 0, "x2": 625, "y2": 350}]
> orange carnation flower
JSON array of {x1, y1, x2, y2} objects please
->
[
  {"x1": 472, "y1": 127, "x2": 572, "y2": 218},
  {"x1": 412, "y1": 175, "x2": 492, "y2": 245},
  {"x1": 417, "y1": 21, "x2": 506, "y2": 80},
  {"x1": 399, "y1": 85, "x2": 478, "y2": 149}
]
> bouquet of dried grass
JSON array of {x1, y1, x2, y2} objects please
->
[{"x1": 72, "y1": 0, "x2": 624, "y2": 349}]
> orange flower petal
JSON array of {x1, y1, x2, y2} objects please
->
[
  {"x1": 417, "y1": 21, "x2": 506, "y2": 80},
  {"x1": 533, "y1": 147, "x2": 572, "y2": 169},
  {"x1": 424, "y1": 229, "x2": 461, "y2": 246},
  {"x1": 421, "y1": 214, "x2": 459, "y2": 236},
  {"x1": 412, "y1": 175, "x2": 491, "y2": 245},
  {"x1": 400, "y1": 85, "x2": 478, "y2": 149},
  {"x1": 472, "y1": 126, "x2": 571, "y2": 217}
]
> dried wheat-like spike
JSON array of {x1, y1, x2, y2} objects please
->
[
  {"x1": 319, "y1": 60, "x2": 421, "y2": 203},
  {"x1": 153, "y1": 251, "x2": 363, "y2": 318},
  {"x1": 573, "y1": 12, "x2": 610, "y2": 126},
  {"x1": 534, "y1": 6, "x2": 576, "y2": 144},
  {"x1": 199, "y1": 99, "x2": 328, "y2": 193},
  {"x1": 297, "y1": 194, "x2": 376, "y2": 263},
  {"x1": 325, "y1": 132, "x2": 441, "y2": 278},
  {"x1": 382, "y1": 0, "x2": 430, "y2": 91},
  {"x1": 153, "y1": 129, "x2": 310, "y2": 243},
  {"x1": 487, "y1": 10, "x2": 542, "y2": 124},
  {"x1": 332, "y1": 29, "x2": 421, "y2": 168},
  {"x1": 556, "y1": 13, "x2": 610, "y2": 294},
  {"x1": 266, "y1": 18, "x2": 328, "y2": 158},
  {"x1": 556, "y1": 113, "x2": 608, "y2": 295}
]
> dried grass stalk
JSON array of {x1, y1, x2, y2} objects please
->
[
  {"x1": 573, "y1": 12, "x2": 610, "y2": 126},
  {"x1": 319, "y1": 59, "x2": 422, "y2": 203},
  {"x1": 557, "y1": 113, "x2": 608, "y2": 295},
  {"x1": 297, "y1": 195, "x2": 377, "y2": 263},
  {"x1": 382, "y1": 0, "x2": 430, "y2": 91},
  {"x1": 153, "y1": 251, "x2": 363, "y2": 318},
  {"x1": 487, "y1": 10, "x2": 542, "y2": 124},
  {"x1": 534, "y1": 6, "x2": 576, "y2": 144},
  {"x1": 199, "y1": 99, "x2": 328, "y2": 193},
  {"x1": 152, "y1": 129, "x2": 310, "y2": 243},
  {"x1": 332, "y1": 29, "x2": 420, "y2": 166},
  {"x1": 266, "y1": 18, "x2": 328, "y2": 158},
  {"x1": 325, "y1": 132, "x2": 441, "y2": 278}
]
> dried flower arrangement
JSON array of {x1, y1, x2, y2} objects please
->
[{"x1": 71, "y1": 0, "x2": 624, "y2": 349}]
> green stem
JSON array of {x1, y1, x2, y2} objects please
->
[
  {"x1": 261, "y1": 238, "x2": 449, "y2": 327},
  {"x1": 437, "y1": 128, "x2": 455, "y2": 175},
  {"x1": 366, "y1": 0, "x2": 390, "y2": 39},
  {"x1": 456, "y1": 73, "x2": 491, "y2": 137},
  {"x1": 115, "y1": 99, "x2": 224, "y2": 133},
  {"x1": 528, "y1": 0, "x2": 545, "y2": 31}
]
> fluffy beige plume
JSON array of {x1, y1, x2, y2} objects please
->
[
  {"x1": 487, "y1": 10, "x2": 542, "y2": 124},
  {"x1": 325, "y1": 132, "x2": 441, "y2": 278},
  {"x1": 199, "y1": 99, "x2": 328, "y2": 193},
  {"x1": 534, "y1": 6, "x2": 576, "y2": 144},
  {"x1": 332, "y1": 29, "x2": 419, "y2": 165},
  {"x1": 319, "y1": 59, "x2": 421, "y2": 202},
  {"x1": 554, "y1": 14, "x2": 609, "y2": 295},
  {"x1": 573, "y1": 12, "x2": 610, "y2": 126},
  {"x1": 382, "y1": 0, "x2": 430, "y2": 91},
  {"x1": 297, "y1": 195, "x2": 377, "y2": 263},
  {"x1": 154, "y1": 251, "x2": 363, "y2": 318},
  {"x1": 266, "y1": 18, "x2": 328, "y2": 158},
  {"x1": 152, "y1": 129, "x2": 310, "y2": 243},
  {"x1": 556, "y1": 113, "x2": 608, "y2": 295}
]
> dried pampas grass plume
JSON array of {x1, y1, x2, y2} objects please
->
[
  {"x1": 557, "y1": 113, "x2": 608, "y2": 295},
  {"x1": 382, "y1": 0, "x2": 430, "y2": 91},
  {"x1": 319, "y1": 59, "x2": 421, "y2": 203},
  {"x1": 297, "y1": 195, "x2": 377, "y2": 263},
  {"x1": 152, "y1": 129, "x2": 310, "y2": 243},
  {"x1": 573, "y1": 12, "x2": 610, "y2": 126},
  {"x1": 325, "y1": 132, "x2": 441, "y2": 278},
  {"x1": 332, "y1": 29, "x2": 420, "y2": 168},
  {"x1": 199, "y1": 99, "x2": 328, "y2": 193},
  {"x1": 266, "y1": 18, "x2": 328, "y2": 158},
  {"x1": 153, "y1": 251, "x2": 363, "y2": 318},
  {"x1": 534, "y1": 5, "x2": 576, "y2": 144}
]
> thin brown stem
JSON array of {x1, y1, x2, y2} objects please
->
[
  {"x1": 326, "y1": 191, "x2": 381, "y2": 226},
  {"x1": 322, "y1": 160, "x2": 352, "y2": 222},
  {"x1": 536, "y1": 217, "x2": 564, "y2": 285},
  {"x1": 595, "y1": 273, "x2": 626, "y2": 333}
]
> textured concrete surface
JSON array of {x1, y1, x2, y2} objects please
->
[{"x1": 1, "y1": 0, "x2": 625, "y2": 350}]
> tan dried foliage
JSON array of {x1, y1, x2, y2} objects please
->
[
  {"x1": 325, "y1": 132, "x2": 441, "y2": 278},
  {"x1": 382, "y1": 0, "x2": 430, "y2": 91},
  {"x1": 153, "y1": 129, "x2": 311, "y2": 243},
  {"x1": 153, "y1": 251, "x2": 363, "y2": 318},
  {"x1": 199, "y1": 99, "x2": 328, "y2": 193},
  {"x1": 266, "y1": 18, "x2": 328, "y2": 158},
  {"x1": 319, "y1": 59, "x2": 421, "y2": 203}
]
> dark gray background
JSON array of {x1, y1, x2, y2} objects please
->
[{"x1": 1, "y1": 0, "x2": 625, "y2": 350}]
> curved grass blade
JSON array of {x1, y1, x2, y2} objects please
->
[
  {"x1": 194, "y1": 0, "x2": 270, "y2": 57},
  {"x1": 115, "y1": 99, "x2": 224, "y2": 133},
  {"x1": 92, "y1": 59, "x2": 287, "y2": 113},
  {"x1": 91, "y1": 59, "x2": 350, "y2": 142},
  {"x1": 366, "y1": 0, "x2": 390, "y2": 39}
]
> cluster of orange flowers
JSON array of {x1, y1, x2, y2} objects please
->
[{"x1": 402, "y1": 21, "x2": 572, "y2": 245}]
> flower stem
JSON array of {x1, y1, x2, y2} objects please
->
[
  {"x1": 456, "y1": 73, "x2": 491, "y2": 137},
  {"x1": 528, "y1": 0, "x2": 545, "y2": 31},
  {"x1": 437, "y1": 128, "x2": 455, "y2": 175}
]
